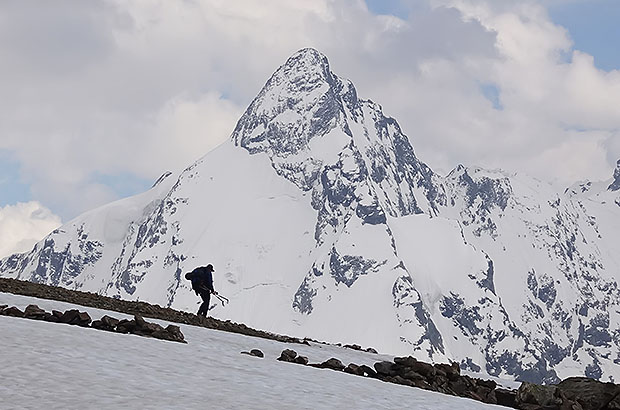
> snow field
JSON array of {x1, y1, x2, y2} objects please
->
[{"x1": 1, "y1": 292, "x2": 502, "y2": 410}]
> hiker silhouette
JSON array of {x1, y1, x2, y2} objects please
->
[{"x1": 185, "y1": 264, "x2": 217, "y2": 317}]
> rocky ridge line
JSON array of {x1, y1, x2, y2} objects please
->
[{"x1": 0, "y1": 277, "x2": 306, "y2": 345}]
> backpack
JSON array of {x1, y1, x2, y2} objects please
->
[{"x1": 185, "y1": 267, "x2": 207, "y2": 293}]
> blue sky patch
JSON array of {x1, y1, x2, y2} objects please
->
[
  {"x1": 365, "y1": 0, "x2": 410, "y2": 19},
  {"x1": 480, "y1": 83, "x2": 503, "y2": 110},
  {"x1": 549, "y1": 0, "x2": 620, "y2": 72},
  {"x1": 0, "y1": 150, "x2": 32, "y2": 207}
]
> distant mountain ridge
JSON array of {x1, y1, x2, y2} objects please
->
[{"x1": 2, "y1": 48, "x2": 619, "y2": 384}]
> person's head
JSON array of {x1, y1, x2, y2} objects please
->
[{"x1": 206, "y1": 264, "x2": 214, "y2": 272}]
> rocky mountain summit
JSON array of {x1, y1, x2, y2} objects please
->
[{"x1": 2, "y1": 48, "x2": 619, "y2": 384}]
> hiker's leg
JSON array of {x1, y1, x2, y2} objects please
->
[
  {"x1": 203, "y1": 292, "x2": 211, "y2": 316},
  {"x1": 197, "y1": 291, "x2": 210, "y2": 316}
]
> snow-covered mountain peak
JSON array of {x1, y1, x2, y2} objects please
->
[
  {"x1": 231, "y1": 47, "x2": 345, "y2": 157},
  {"x1": 3, "y1": 48, "x2": 620, "y2": 384}
]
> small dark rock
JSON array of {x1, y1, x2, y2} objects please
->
[
  {"x1": 365, "y1": 347, "x2": 378, "y2": 354},
  {"x1": 152, "y1": 324, "x2": 185, "y2": 343},
  {"x1": 2, "y1": 306, "x2": 24, "y2": 317},
  {"x1": 0, "y1": 304, "x2": 7, "y2": 313},
  {"x1": 277, "y1": 349, "x2": 298, "y2": 362},
  {"x1": 58, "y1": 309, "x2": 90, "y2": 326},
  {"x1": 133, "y1": 315, "x2": 164, "y2": 336},
  {"x1": 293, "y1": 355, "x2": 309, "y2": 365},
  {"x1": 101, "y1": 315, "x2": 120, "y2": 329},
  {"x1": 75, "y1": 311, "x2": 92, "y2": 327},
  {"x1": 51, "y1": 310, "x2": 63, "y2": 319},
  {"x1": 344, "y1": 363, "x2": 365, "y2": 376},
  {"x1": 359, "y1": 365, "x2": 378, "y2": 378},
  {"x1": 116, "y1": 319, "x2": 136, "y2": 333},
  {"x1": 319, "y1": 358, "x2": 345, "y2": 371},
  {"x1": 344, "y1": 344, "x2": 362, "y2": 351},
  {"x1": 374, "y1": 361, "x2": 395, "y2": 376},
  {"x1": 241, "y1": 349, "x2": 264, "y2": 358},
  {"x1": 24, "y1": 304, "x2": 47, "y2": 320},
  {"x1": 43, "y1": 313, "x2": 59, "y2": 323}
]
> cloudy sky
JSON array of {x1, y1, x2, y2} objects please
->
[{"x1": 1, "y1": 0, "x2": 619, "y2": 257}]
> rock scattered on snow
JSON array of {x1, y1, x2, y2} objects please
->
[{"x1": 0, "y1": 304, "x2": 186, "y2": 343}]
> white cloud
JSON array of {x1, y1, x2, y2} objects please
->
[
  {"x1": 0, "y1": 0, "x2": 619, "y2": 224},
  {"x1": 0, "y1": 202, "x2": 62, "y2": 258}
]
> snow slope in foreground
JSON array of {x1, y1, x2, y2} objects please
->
[{"x1": 0, "y1": 293, "x2": 505, "y2": 410}]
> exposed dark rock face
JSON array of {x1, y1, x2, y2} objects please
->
[
  {"x1": 608, "y1": 160, "x2": 620, "y2": 191},
  {"x1": 556, "y1": 377, "x2": 620, "y2": 410}
]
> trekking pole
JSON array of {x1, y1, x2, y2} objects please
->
[{"x1": 214, "y1": 293, "x2": 229, "y2": 305}]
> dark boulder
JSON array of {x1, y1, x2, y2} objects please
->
[
  {"x1": 115, "y1": 319, "x2": 136, "y2": 333},
  {"x1": 318, "y1": 358, "x2": 345, "y2": 371},
  {"x1": 133, "y1": 314, "x2": 165, "y2": 336},
  {"x1": 241, "y1": 349, "x2": 265, "y2": 358},
  {"x1": 2, "y1": 306, "x2": 24, "y2": 317},
  {"x1": 359, "y1": 365, "x2": 378, "y2": 378},
  {"x1": 516, "y1": 382, "x2": 561, "y2": 407},
  {"x1": 277, "y1": 349, "x2": 298, "y2": 362},
  {"x1": 293, "y1": 355, "x2": 309, "y2": 365},
  {"x1": 152, "y1": 324, "x2": 186, "y2": 343},
  {"x1": 58, "y1": 309, "x2": 91, "y2": 326},
  {"x1": 556, "y1": 377, "x2": 620, "y2": 410},
  {"x1": 374, "y1": 361, "x2": 396, "y2": 376},
  {"x1": 24, "y1": 304, "x2": 47, "y2": 320},
  {"x1": 344, "y1": 363, "x2": 365, "y2": 376},
  {"x1": 92, "y1": 315, "x2": 120, "y2": 331},
  {"x1": 495, "y1": 388, "x2": 517, "y2": 407}
]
